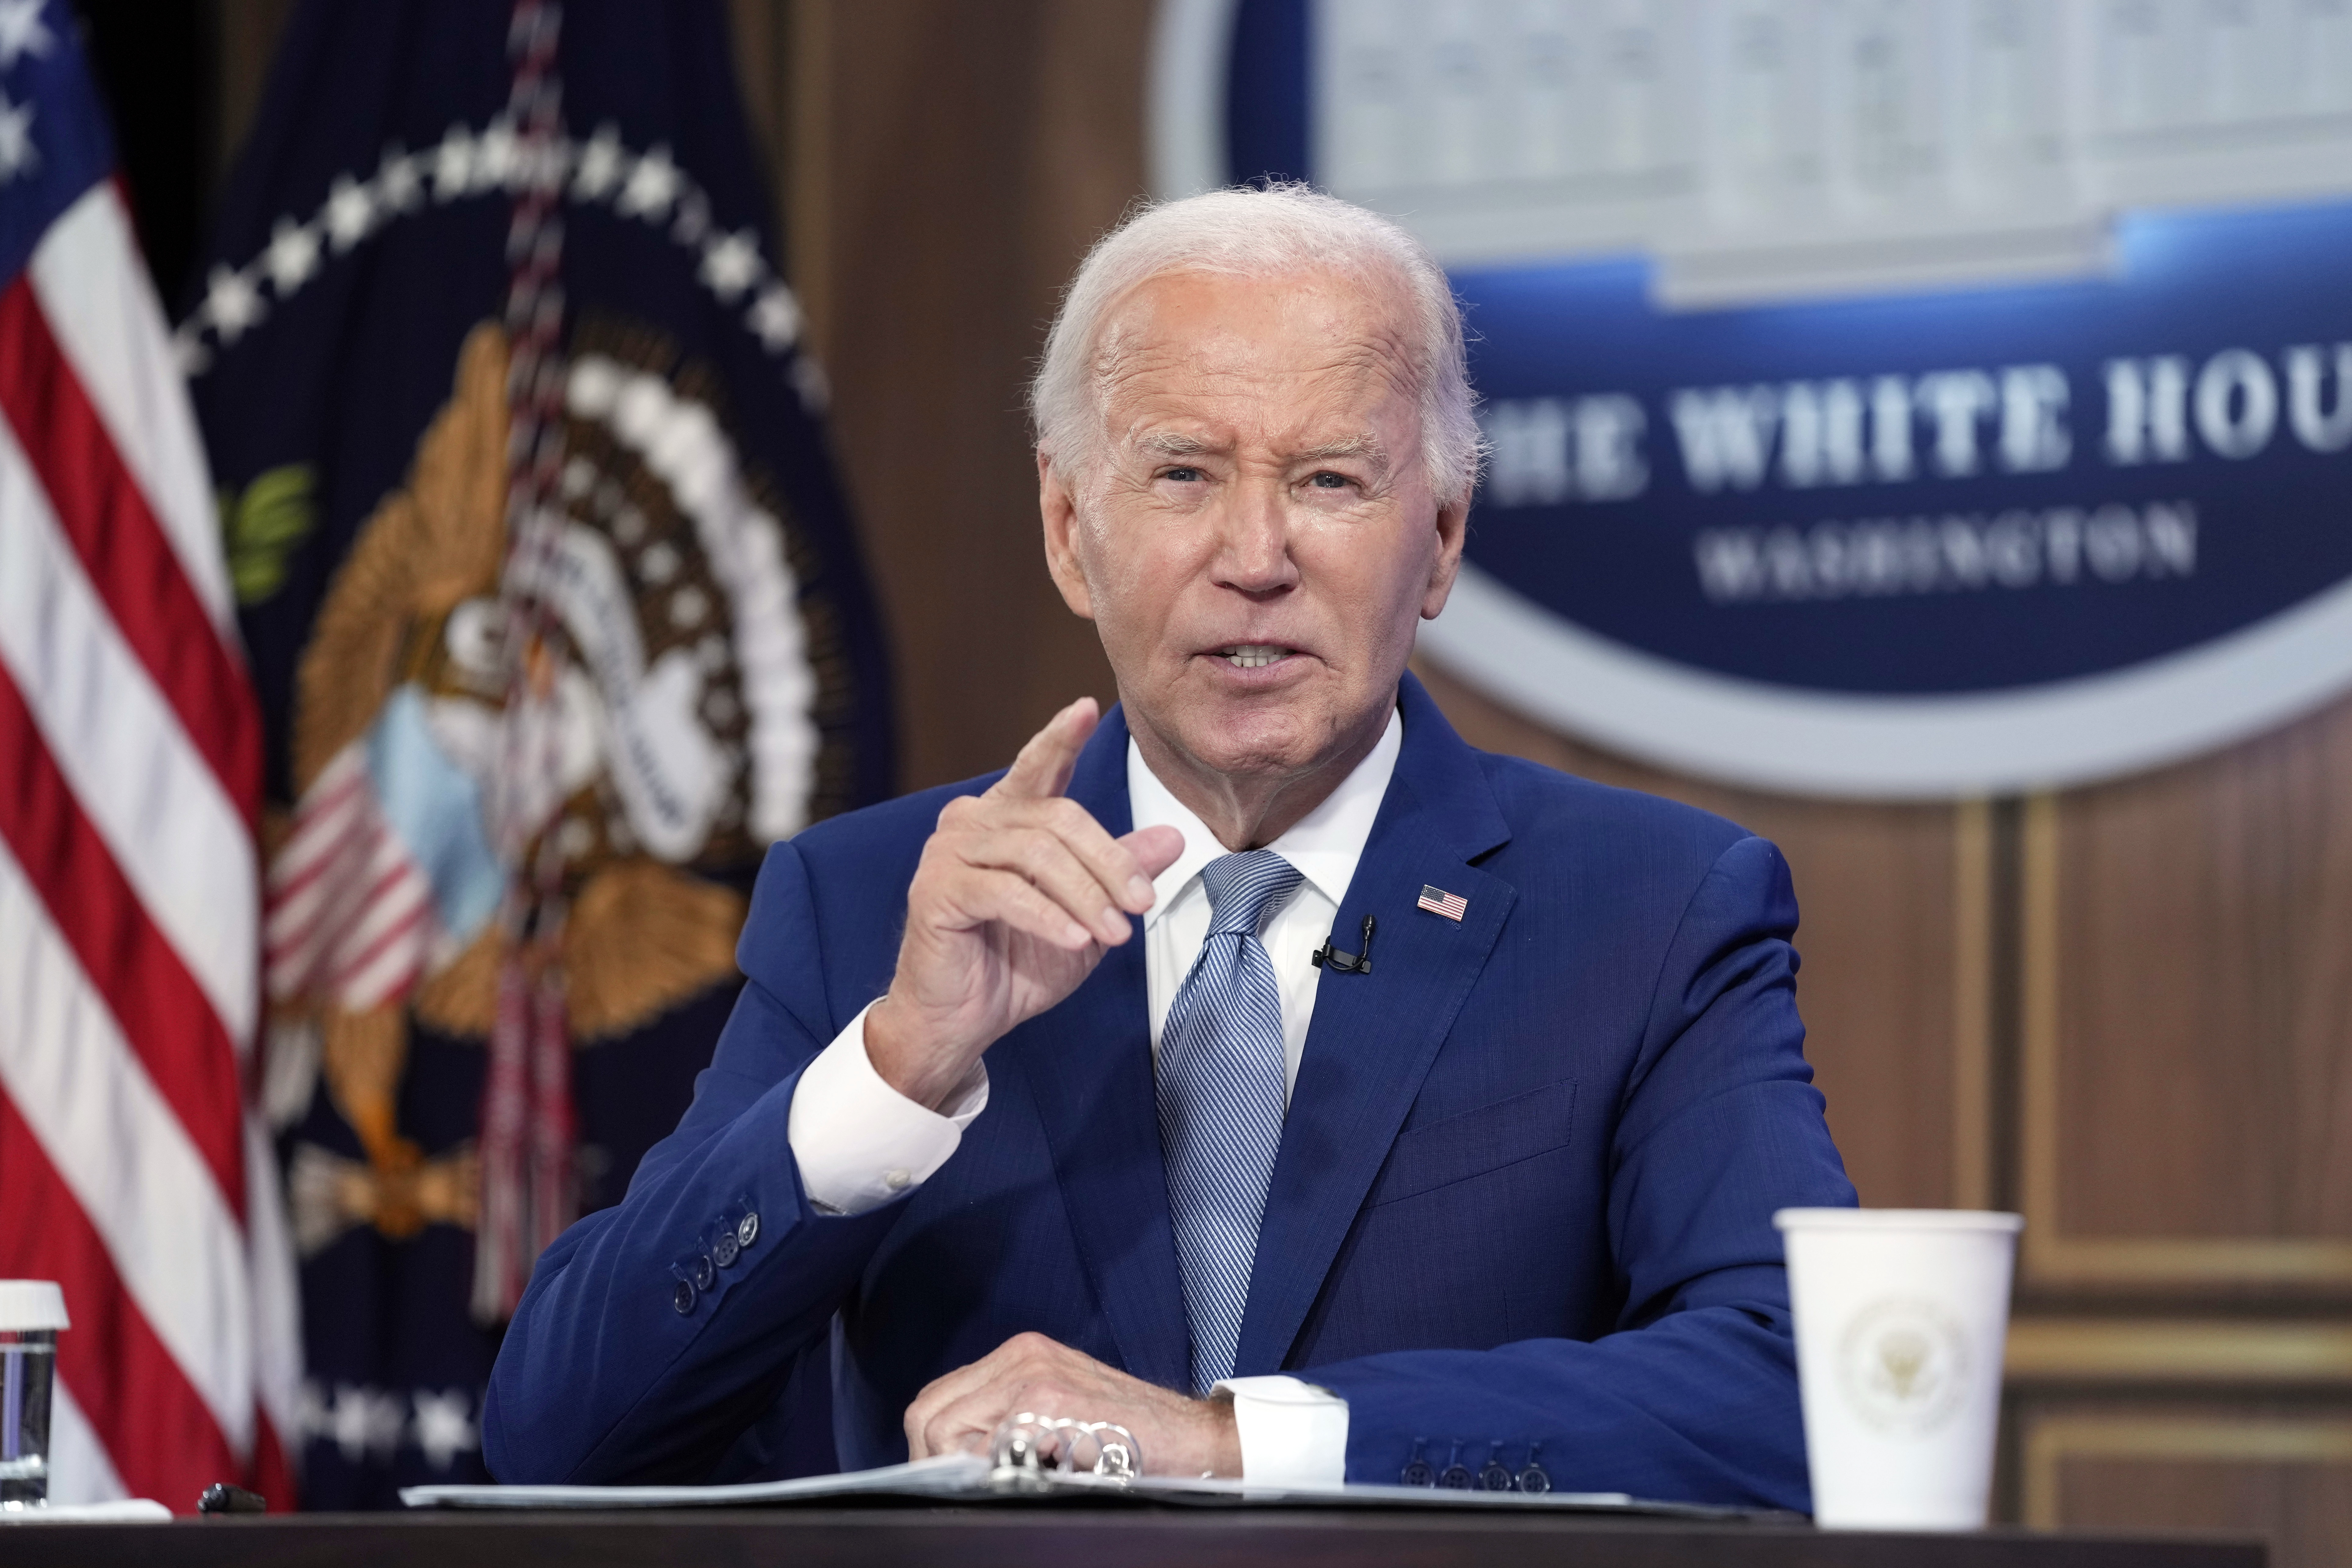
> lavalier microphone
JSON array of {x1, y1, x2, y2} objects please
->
[{"x1": 1311, "y1": 913, "x2": 1375, "y2": 975}]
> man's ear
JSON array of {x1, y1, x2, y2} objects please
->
[
  {"x1": 1039, "y1": 449, "x2": 1096, "y2": 620},
  {"x1": 1420, "y1": 496, "x2": 1469, "y2": 620}
]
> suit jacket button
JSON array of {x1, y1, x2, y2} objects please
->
[
  {"x1": 713, "y1": 1231, "x2": 741, "y2": 1269},
  {"x1": 671, "y1": 1279, "x2": 696, "y2": 1315},
  {"x1": 1400, "y1": 1439, "x2": 1435, "y2": 1488},
  {"x1": 691, "y1": 1253, "x2": 717, "y2": 1292},
  {"x1": 1437, "y1": 1441, "x2": 1473, "y2": 1489},
  {"x1": 736, "y1": 1211, "x2": 760, "y2": 1249}
]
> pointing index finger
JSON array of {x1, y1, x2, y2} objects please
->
[{"x1": 989, "y1": 696, "x2": 1099, "y2": 801}]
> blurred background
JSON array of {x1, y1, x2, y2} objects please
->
[{"x1": 5, "y1": 0, "x2": 2347, "y2": 1557}]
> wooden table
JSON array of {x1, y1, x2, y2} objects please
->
[{"x1": 0, "y1": 1505, "x2": 2266, "y2": 1567}]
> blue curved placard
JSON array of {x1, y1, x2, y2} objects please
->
[
  {"x1": 1195, "y1": 0, "x2": 2352, "y2": 793},
  {"x1": 1456, "y1": 204, "x2": 2352, "y2": 695}
]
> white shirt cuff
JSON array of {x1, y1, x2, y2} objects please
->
[
  {"x1": 1215, "y1": 1374, "x2": 1349, "y2": 1488},
  {"x1": 785, "y1": 1001, "x2": 988, "y2": 1216}
]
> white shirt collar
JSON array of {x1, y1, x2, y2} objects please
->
[{"x1": 1127, "y1": 706, "x2": 1403, "y2": 928}]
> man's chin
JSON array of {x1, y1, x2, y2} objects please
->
[{"x1": 1159, "y1": 689, "x2": 1354, "y2": 782}]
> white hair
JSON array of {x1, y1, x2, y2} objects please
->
[{"x1": 1030, "y1": 184, "x2": 1486, "y2": 507}]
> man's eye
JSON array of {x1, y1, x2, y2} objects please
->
[
  {"x1": 1309, "y1": 471, "x2": 1351, "y2": 489},
  {"x1": 1163, "y1": 466, "x2": 1203, "y2": 484}
]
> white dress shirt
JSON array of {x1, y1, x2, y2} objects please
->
[{"x1": 785, "y1": 708, "x2": 1402, "y2": 1486}]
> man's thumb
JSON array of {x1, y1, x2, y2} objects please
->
[{"x1": 1121, "y1": 824, "x2": 1185, "y2": 881}]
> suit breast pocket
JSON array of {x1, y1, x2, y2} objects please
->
[{"x1": 1366, "y1": 1077, "x2": 1579, "y2": 1208}]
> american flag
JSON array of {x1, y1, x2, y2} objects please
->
[
  {"x1": 0, "y1": 0, "x2": 299, "y2": 1512},
  {"x1": 1417, "y1": 884, "x2": 1469, "y2": 922}
]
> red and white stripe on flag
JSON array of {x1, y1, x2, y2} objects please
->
[{"x1": 0, "y1": 181, "x2": 301, "y2": 1509}]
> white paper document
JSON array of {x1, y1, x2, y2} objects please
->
[{"x1": 401, "y1": 1452, "x2": 1767, "y2": 1518}]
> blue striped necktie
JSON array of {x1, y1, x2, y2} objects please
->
[{"x1": 1157, "y1": 849, "x2": 1305, "y2": 1396}]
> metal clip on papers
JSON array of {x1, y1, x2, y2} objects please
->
[{"x1": 989, "y1": 1413, "x2": 1142, "y2": 1490}]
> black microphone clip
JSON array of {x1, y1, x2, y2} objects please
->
[{"x1": 1311, "y1": 913, "x2": 1376, "y2": 976}]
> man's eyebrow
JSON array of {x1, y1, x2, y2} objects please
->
[
  {"x1": 1124, "y1": 431, "x2": 1391, "y2": 467},
  {"x1": 1293, "y1": 435, "x2": 1390, "y2": 469},
  {"x1": 1132, "y1": 431, "x2": 1215, "y2": 457}
]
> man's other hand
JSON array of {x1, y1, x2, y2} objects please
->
[
  {"x1": 903, "y1": 1332, "x2": 1242, "y2": 1477},
  {"x1": 865, "y1": 697, "x2": 1184, "y2": 1111}
]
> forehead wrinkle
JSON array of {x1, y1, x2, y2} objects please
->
[
  {"x1": 1121, "y1": 333, "x2": 1414, "y2": 397},
  {"x1": 1094, "y1": 280, "x2": 1420, "y2": 383},
  {"x1": 1105, "y1": 341, "x2": 1418, "y2": 442},
  {"x1": 1081, "y1": 276, "x2": 1429, "y2": 484}
]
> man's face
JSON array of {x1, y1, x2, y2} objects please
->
[{"x1": 1040, "y1": 268, "x2": 1466, "y2": 790}]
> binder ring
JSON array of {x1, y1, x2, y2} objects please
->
[{"x1": 989, "y1": 1413, "x2": 1144, "y2": 1485}]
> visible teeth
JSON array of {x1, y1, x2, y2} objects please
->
[{"x1": 1220, "y1": 644, "x2": 1290, "y2": 669}]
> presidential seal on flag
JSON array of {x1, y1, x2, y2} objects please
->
[
  {"x1": 180, "y1": 0, "x2": 893, "y2": 1503},
  {"x1": 262, "y1": 311, "x2": 846, "y2": 1304}
]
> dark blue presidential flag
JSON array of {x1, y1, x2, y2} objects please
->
[{"x1": 179, "y1": 0, "x2": 891, "y2": 1505}]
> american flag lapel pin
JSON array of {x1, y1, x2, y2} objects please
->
[{"x1": 1417, "y1": 884, "x2": 1468, "y2": 922}]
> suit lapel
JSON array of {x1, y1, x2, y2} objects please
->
[
  {"x1": 1006, "y1": 705, "x2": 1192, "y2": 1390},
  {"x1": 1235, "y1": 674, "x2": 1516, "y2": 1376}
]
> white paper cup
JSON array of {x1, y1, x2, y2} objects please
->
[{"x1": 1774, "y1": 1209, "x2": 2021, "y2": 1530}]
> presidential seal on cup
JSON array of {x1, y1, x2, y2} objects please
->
[{"x1": 1774, "y1": 1209, "x2": 2022, "y2": 1530}]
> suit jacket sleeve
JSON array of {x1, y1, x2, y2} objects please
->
[
  {"x1": 482, "y1": 840, "x2": 896, "y2": 1483},
  {"x1": 1304, "y1": 834, "x2": 1854, "y2": 1511}
]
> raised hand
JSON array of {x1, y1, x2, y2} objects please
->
[{"x1": 865, "y1": 698, "x2": 1185, "y2": 1111}]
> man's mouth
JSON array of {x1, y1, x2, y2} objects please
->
[{"x1": 1214, "y1": 643, "x2": 1295, "y2": 669}]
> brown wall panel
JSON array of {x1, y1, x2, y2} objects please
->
[
  {"x1": 1412, "y1": 662, "x2": 1971, "y2": 1211},
  {"x1": 2017, "y1": 1402, "x2": 2352, "y2": 1568},
  {"x1": 796, "y1": 0, "x2": 1150, "y2": 793},
  {"x1": 2025, "y1": 688, "x2": 2352, "y2": 1293}
]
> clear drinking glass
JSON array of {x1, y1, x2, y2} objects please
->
[{"x1": 0, "y1": 1282, "x2": 69, "y2": 1511}]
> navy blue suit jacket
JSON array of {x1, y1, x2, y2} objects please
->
[{"x1": 484, "y1": 673, "x2": 1855, "y2": 1507}]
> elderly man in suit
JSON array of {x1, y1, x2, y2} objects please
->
[{"x1": 485, "y1": 185, "x2": 1855, "y2": 1506}]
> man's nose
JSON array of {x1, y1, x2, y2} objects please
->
[{"x1": 1211, "y1": 483, "x2": 1297, "y2": 595}]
